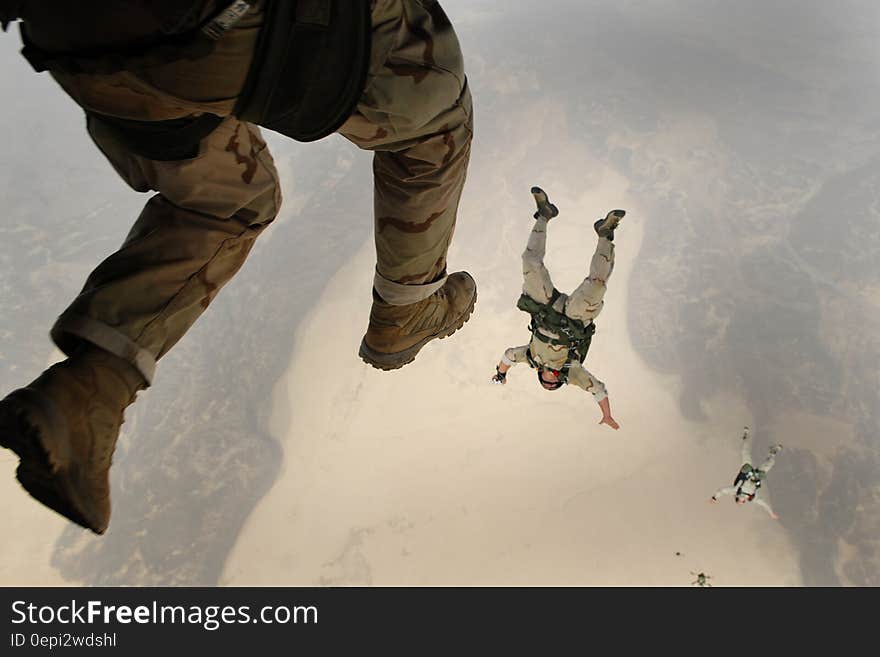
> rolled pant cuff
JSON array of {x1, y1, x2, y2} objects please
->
[
  {"x1": 50, "y1": 312, "x2": 157, "y2": 386},
  {"x1": 373, "y1": 270, "x2": 448, "y2": 306}
]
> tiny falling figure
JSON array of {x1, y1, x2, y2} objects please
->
[
  {"x1": 711, "y1": 426, "x2": 783, "y2": 519},
  {"x1": 691, "y1": 571, "x2": 712, "y2": 587}
]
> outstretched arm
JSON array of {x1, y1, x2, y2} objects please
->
[
  {"x1": 753, "y1": 497, "x2": 779, "y2": 519},
  {"x1": 493, "y1": 346, "x2": 528, "y2": 384},
  {"x1": 711, "y1": 486, "x2": 736, "y2": 502},
  {"x1": 492, "y1": 362, "x2": 510, "y2": 383},
  {"x1": 597, "y1": 396, "x2": 619, "y2": 430},
  {"x1": 567, "y1": 363, "x2": 617, "y2": 430}
]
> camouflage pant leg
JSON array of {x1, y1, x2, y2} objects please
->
[
  {"x1": 339, "y1": 0, "x2": 473, "y2": 305},
  {"x1": 27, "y1": 3, "x2": 279, "y2": 385},
  {"x1": 521, "y1": 218, "x2": 555, "y2": 304},
  {"x1": 52, "y1": 117, "x2": 281, "y2": 385},
  {"x1": 741, "y1": 430, "x2": 753, "y2": 465},
  {"x1": 564, "y1": 237, "x2": 615, "y2": 322}
]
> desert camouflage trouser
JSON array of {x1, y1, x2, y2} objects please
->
[
  {"x1": 521, "y1": 217, "x2": 615, "y2": 324},
  {"x1": 33, "y1": 0, "x2": 471, "y2": 384}
]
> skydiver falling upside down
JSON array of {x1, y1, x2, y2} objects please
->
[
  {"x1": 491, "y1": 187, "x2": 624, "y2": 430},
  {"x1": 711, "y1": 426, "x2": 783, "y2": 519}
]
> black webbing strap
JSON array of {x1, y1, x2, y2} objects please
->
[
  {"x1": 530, "y1": 323, "x2": 573, "y2": 348},
  {"x1": 235, "y1": 0, "x2": 371, "y2": 142},
  {"x1": 87, "y1": 112, "x2": 225, "y2": 161},
  {"x1": 0, "y1": 0, "x2": 22, "y2": 31},
  {"x1": 18, "y1": 1, "x2": 251, "y2": 75}
]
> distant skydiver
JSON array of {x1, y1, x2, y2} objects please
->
[
  {"x1": 491, "y1": 187, "x2": 623, "y2": 430},
  {"x1": 711, "y1": 427, "x2": 782, "y2": 519},
  {"x1": 0, "y1": 0, "x2": 475, "y2": 535},
  {"x1": 690, "y1": 571, "x2": 712, "y2": 587}
]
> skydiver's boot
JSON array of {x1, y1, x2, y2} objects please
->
[
  {"x1": 769, "y1": 444, "x2": 783, "y2": 455},
  {"x1": 0, "y1": 345, "x2": 146, "y2": 534},
  {"x1": 594, "y1": 209, "x2": 626, "y2": 240},
  {"x1": 530, "y1": 186, "x2": 559, "y2": 220},
  {"x1": 359, "y1": 272, "x2": 477, "y2": 370}
]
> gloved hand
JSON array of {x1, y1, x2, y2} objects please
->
[{"x1": 491, "y1": 367, "x2": 507, "y2": 385}]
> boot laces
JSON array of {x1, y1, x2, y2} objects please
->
[{"x1": 406, "y1": 287, "x2": 450, "y2": 333}]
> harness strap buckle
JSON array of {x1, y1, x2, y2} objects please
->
[{"x1": 201, "y1": 1, "x2": 252, "y2": 40}]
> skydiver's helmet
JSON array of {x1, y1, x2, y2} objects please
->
[{"x1": 538, "y1": 368, "x2": 563, "y2": 391}]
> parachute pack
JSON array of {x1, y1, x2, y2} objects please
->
[
  {"x1": 733, "y1": 464, "x2": 765, "y2": 497},
  {"x1": 517, "y1": 289, "x2": 595, "y2": 379}
]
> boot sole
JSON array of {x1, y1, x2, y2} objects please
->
[
  {"x1": 0, "y1": 392, "x2": 105, "y2": 534},
  {"x1": 358, "y1": 289, "x2": 477, "y2": 371}
]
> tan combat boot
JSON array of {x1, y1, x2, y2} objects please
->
[
  {"x1": 359, "y1": 271, "x2": 477, "y2": 370},
  {"x1": 0, "y1": 346, "x2": 145, "y2": 534},
  {"x1": 530, "y1": 186, "x2": 559, "y2": 220},
  {"x1": 594, "y1": 209, "x2": 626, "y2": 240}
]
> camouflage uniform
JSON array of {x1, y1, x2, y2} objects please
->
[
  {"x1": 0, "y1": 0, "x2": 473, "y2": 532},
  {"x1": 342, "y1": 0, "x2": 473, "y2": 305},
  {"x1": 501, "y1": 214, "x2": 615, "y2": 401},
  {"x1": 25, "y1": 0, "x2": 473, "y2": 383},
  {"x1": 712, "y1": 427, "x2": 781, "y2": 518}
]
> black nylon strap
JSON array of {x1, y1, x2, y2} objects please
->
[
  {"x1": 234, "y1": 0, "x2": 371, "y2": 142},
  {"x1": 530, "y1": 324, "x2": 572, "y2": 347},
  {"x1": 17, "y1": 2, "x2": 250, "y2": 75},
  {"x1": 19, "y1": 22, "x2": 214, "y2": 75},
  {"x1": 87, "y1": 112, "x2": 224, "y2": 161}
]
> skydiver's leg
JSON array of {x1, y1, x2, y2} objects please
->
[
  {"x1": 1, "y1": 6, "x2": 277, "y2": 532},
  {"x1": 19, "y1": 4, "x2": 276, "y2": 381},
  {"x1": 564, "y1": 235, "x2": 615, "y2": 322},
  {"x1": 339, "y1": 0, "x2": 473, "y2": 304},
  {"x1": 741, "y1": 426, "x2": 753, "y2": 466},
  {"x1": 3, "y1": 116, "x2": 278, "y2": 534},
  {"x1": 512, "y1": 183, "x2": 560, "y2": 304},
  {"x1": 340, "y1": 1, "x2": 477, "y2": 369},
  {"x1": 53, "y1": 116, "x2": 281, "y2": 383},
  {"x1": 520, "y1": 217, "x2": 556, "y2": 304},
  {"x1": 2, "y1": 115, "x2": 279, "y2": 532},
  {"x1": 757, "y1": 444, "x2": 782, "y2": 474}
]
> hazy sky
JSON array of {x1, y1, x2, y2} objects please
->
[{"x1": 1, "y1": 0, "x2": 877, "y2": 586}]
